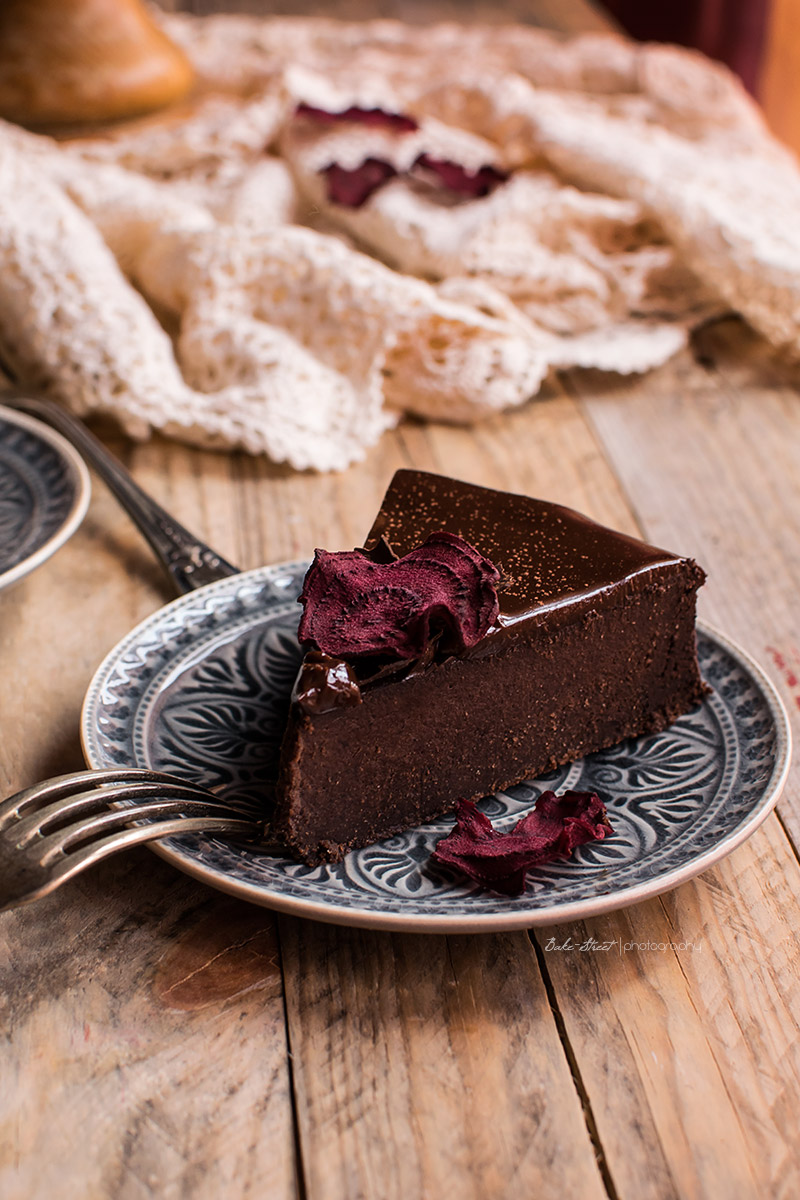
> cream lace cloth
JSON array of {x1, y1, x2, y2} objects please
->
[{"x1": 1, "y1": 12, "x2": 798, "y2": 470}]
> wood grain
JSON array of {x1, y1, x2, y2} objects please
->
[
  {"x1": 0, "y1": 429, "x2": 300, "y2": 1200},
  {"x1": 280, "y1": 922, "x2": 607, "y2": 1200},
  {"x1": 533, "y1": 816, "x2": 800, "y2": 1199},
  {"x1": 542, "y1": 324, "x2": 800, "y2": 1198},
  {"x1": 570, "y1": 321, "x2": 800, "y2": 842},
  {"x1": 4, "y1": 2, "x2": 800, "y2": 1198},
  {"x1": 0, "y1": 863, "x2": 297, "y2": 1200},
  {"x1": 5, "y1": 330, "x2": 800, "y2": 1200}
]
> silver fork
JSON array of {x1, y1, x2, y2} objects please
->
[
  {"x1": 0, "y1": 390, "x2": 265, "y2": 912},
  {"x1": 1, "y1": 391, "x2": 240, "y2": 593},
  {"x1": 0, "y1": 768, "x2": 262, "y2": 912}
]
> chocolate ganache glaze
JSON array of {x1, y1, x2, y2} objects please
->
[
  {"x1": 294, "y1": 651, "x2": 362, "y2": 716},
  {"x1": 292, "y1": 471, "x2": 691, "y2": 716},
  {"x1": 365, "y1": 471, "x2": 682, "y2": 630}
]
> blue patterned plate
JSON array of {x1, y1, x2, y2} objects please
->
[
  {"x1": 0, "y1": 405, "x2": 91, "y2": 591},
  {"x1": 81, "y1": 563, "x2": 791, "y2": 931}
]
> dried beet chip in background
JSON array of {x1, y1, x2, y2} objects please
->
[
  {"x1": 322, "y1": 157, "x2": 398, "y2": 207},
  {"x1": 412, "y1": 153, "x2": 509, "y2": 198},
  {"x1": 295, "y1": 103, "x2": 419, "y2": 132}
]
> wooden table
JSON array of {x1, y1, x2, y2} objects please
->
[{"x1": 3, "y1": 3, "x2": 800, "y2": 1197}]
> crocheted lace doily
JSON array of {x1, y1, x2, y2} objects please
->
[{"x1": 0, "y1": 13, "x2": 796, "y2": 470}]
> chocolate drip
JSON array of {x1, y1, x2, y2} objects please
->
[{"x1": 293, "y1": 651, "x2": 362, "y2": 716}]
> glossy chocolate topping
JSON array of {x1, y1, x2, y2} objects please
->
[
  {"x1": 365, "y1": 470, "x2": 683, "y2": 628},
  {"x1": 293, "y1": 651, "x2": 361, "y2": 716},
  {"x1": 292, "y1": 470, "x2": 695, "y2": 715}
]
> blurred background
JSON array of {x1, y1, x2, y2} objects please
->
[
  {"x1": 1, "y1": 0, "x2": 797, "y2": 152},
  {"x1": 605, "y1": 0, "x2": 800, "y2": 152},
  {"x1": 157, "y1": 0, "x2": 800, "y2": 155}
]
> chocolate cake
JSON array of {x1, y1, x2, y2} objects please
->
[{"x1": 274, "y1": 470, "x2": 708, "y2": 864}]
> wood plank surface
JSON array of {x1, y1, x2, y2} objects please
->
[
  {"x1": 533, "y1": 819, "x2": 800, "y2": 1200},
  {"x1": 280, "y1": 924, "x2": 607, "y2": 1200},
  {"x1": 543, "y1": 326, "x2": 800, "y2": 1199},
  {"x1": 0, "y1": 428, "x2": 299, "y2": 1200},
  {"x1": 7, "y1": 347, "x2": 800, "y2": 1197},
  {"x1": 4, "y1": 2, "x2": 800, "y2": 1199},
  {"x1": 572, "y1": 320, "x2": 800, "y2": 840},
  {"x1": 0, "y1": 877, "x2": 296, "y2": 1200}
]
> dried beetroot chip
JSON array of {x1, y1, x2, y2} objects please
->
[
  {"x1": 431, "y1": 792, "x2": 611, "y2": 895},
  {"x1": 412, "y1": 153, "x2": 509, "y2": 198},
  {"x1": 322, "y1": 157, "x2": 398, "y2": 207},
  {"x1": 295, "y1": 102, "x2": 420, "y2": 133},
  {"x1": 298, "y1": 531, "x2": 500, "y2": 659}
]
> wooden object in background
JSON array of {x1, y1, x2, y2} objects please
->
[
  {"x1": 761, "y1": 0, "x2": 800, "y2": 156},
  {"x1": 0, "y1": 0, "x2": 193, "y2": 126}
]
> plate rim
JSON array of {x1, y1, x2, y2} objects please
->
[
  {"x1": 80, "y1": 563, "x2": 793, "y2": 933},
  {"x1": 0, "y1": 404, "x2": 91, "y2": 592}
]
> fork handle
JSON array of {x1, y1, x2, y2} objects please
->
[{"x1": 2, "y1": 392, "x2": 240, "y2": 594}]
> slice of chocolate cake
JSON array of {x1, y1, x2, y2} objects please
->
[{"x1": 274, "y1": 470, "x2": 708, "y2": 864}]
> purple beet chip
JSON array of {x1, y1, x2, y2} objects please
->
[
  {"x1": 322, "y1": 158, "x2": 398, "y2": 207},
  {"x1": 413, "y1": 154, "x2": 509, "y2": 198},
  {"x1": 431, "y1": 792, "x2": 611, "y2": 895},
  {"x1": 298, "y1": 531, "x2": 501, "y2": 659},
  {"x1": 295, "y1": 102, "x2": 420, "y2": 133},
  {"x1": 296, "y1": 104, "x2": 509, "y2": 207}
]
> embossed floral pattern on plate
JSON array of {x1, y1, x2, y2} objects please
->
[
  {"x1": 0, "y1": 406, "x2": 90, "y2": 590},
  {"x1": 81, "y1": 563, "x2": 791, "y2": 931}
]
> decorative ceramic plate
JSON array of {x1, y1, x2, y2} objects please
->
[
  {"x1": 0, "y1": 405, "x2": 91, "y2": 592},
  {"x1": 81, "y1": 563, "x2": 791, "y2": 932}
]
